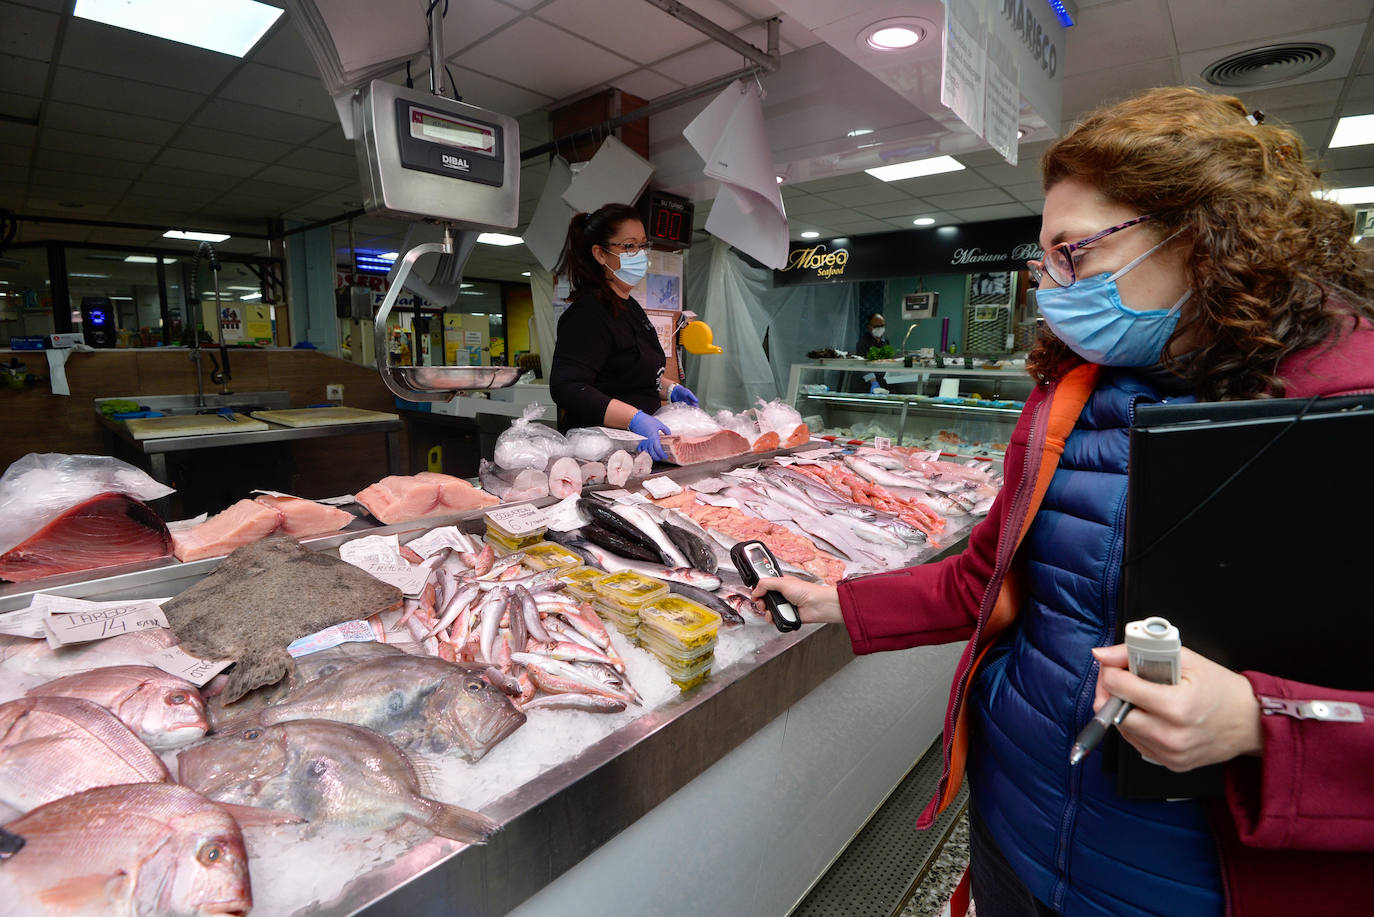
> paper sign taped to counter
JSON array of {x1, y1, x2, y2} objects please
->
[
  {"x1": 146, "y1": 646, "x2": 234, "y2": 686},
  {"x1": 405, "y1": 526, "x2": 477, "y2": 558},
  {"x1": 485, "y1": 503, "x2": 548, "y2": 537},
  {"x1": 339, "y1": 535, "x2": 435, "y2": 595},
  {"x1": 40, "y1": 597, "x2": 170, "y2": 649}
]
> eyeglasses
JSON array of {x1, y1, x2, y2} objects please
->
[
  {"x1": 1027, "y1": 213, "x2": 1156, "y2": 288},
  {"x1": 604, "y1": 240, "x2": 650, "y2": 255}
]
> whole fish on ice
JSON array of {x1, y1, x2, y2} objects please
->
[
  {"x1": 0, "y1": 782, "x2": 251, "y2": 917},
  {"x1": 178, "y1": 718, "x2": 498, "y2": 844},
  {"x1": 25, "y1": 665, "x2": 206, "y2": 749}
]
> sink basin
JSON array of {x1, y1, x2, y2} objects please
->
[{"x1": 95, "y1": 391, "x2": 292, "y2": 417}]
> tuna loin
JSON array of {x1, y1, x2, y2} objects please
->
[
  {"x1": 658, "y1": 430, "x2": 750, "y2": 465},
  {"x1": 0, "y1": 492, "x2": 171, "y2": 583}
]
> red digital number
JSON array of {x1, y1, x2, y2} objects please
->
[
  {"x1": 670, "y1": 212, "x2": 682, "y2": 241},
  {"x1": 655, "y1": 208, "x2": 669, "y2": 239}
]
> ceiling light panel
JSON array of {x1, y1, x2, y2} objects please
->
[
  {"x1": 865, "y1": 155, "x2": 965, "y2": 182},
  {"x1": 74, "y1": 0, "x2": 283, "y2": 58},
  {"x1": 1329, "y1": 114, "x2": 1374, "y2": 148}
]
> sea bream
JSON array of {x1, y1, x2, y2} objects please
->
[
  {"x1": 254, "y1": 654, "x2": 526, "y2": 760},
  {"x1": 0, "y1": 783, "x2": 251, "y2": 917},
  {"x1": 25, "y1": 665, "x2": 207, "y2": 749},
  {"x1": 0, "y1": 696, "x2": 169, "y2": 815},
  {"x1": 177, "y1": 719, "x2": 499, "y2": 844}
]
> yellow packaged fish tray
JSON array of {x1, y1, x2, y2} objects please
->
[
  {"x1": 522, "y1": 541, "x2": 583, "y2": 572},
  {"x1": 484, "y1": 528, "x2": 543, "y2": 554},
  {"x1": 591, "y1": 599, "x2": 641, "y2": 639},
  {"x1": 558, "y1": 566, "x2": 607, "y2": 601},
  {"x1": 591, "y1": 570, "x2": 669, "y2": 610},
  {"x1": 641, "y1": 638, "x2": 714, "y2": 690},
  {"x1": 636, "y1": 621, "x2": 716, "y2": 667},
  {"x1": 638, "y1": 595, "x2": 721, "y2": 651}
]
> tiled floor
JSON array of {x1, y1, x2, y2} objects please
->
[{"x1": 897, "y1": 812, "x2": 970, "y2": 917}]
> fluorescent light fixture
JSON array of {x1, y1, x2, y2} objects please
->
[
  {"x1": 460, "y1": 291, "x2": 485, "y2": 295},
  {"x1": 866, "y1": 155, "x2": 964, "y2": 182},
  {"x1": 163, "y1": 229, "x2": 231, "y2": 243},
  {"x1": 108, "y1": 295, "x2": 133, "y2": 301},
  {"x1": 520, "y1": 271, "x2": 531, "y2": 276},
  {"x1": 460, "y1": 283, "x2": 473, "y2": 288},
  {"x1": 913, "y1": 217, "x2": 936, "y2": 226},
  {"x1": 800, "y1": 231, "x2": 821, "y2": 239},
  {"x1": 1329, "y1": 114, "x2": 1374, "y2": 148},
  {"x1": 124, "y1": 255, "x2": 178, "y2": 264},
  {"x1": 224, "y1": 285, "x2": 258, "y2": 291},
  {"x1": 1315, "y1": 186, "x2": 1374, "y2": 205},
  {"x1": 847, "y1": 128, "x2": 874, "y2": 137},
  {"x1": 867, "y1": 26, "x2": 920, "y2": 50},
  {"x1": 380, "y1": 251, "x2": 399, "y2": 261},
  {"x1": 477, "y1": 233, "x2": 523, "y2": 246},
  {"x1": 70, "y1": 272, "x2": 110, "y2": 278},
  {"x1": 239, "y1": 292, "x2": 261, "y2": 301},
  {"x1": 74, "y1": 0, "x2": 282, "y2": 58}
]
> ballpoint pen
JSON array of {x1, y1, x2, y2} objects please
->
[{"x1": 1069, "y1": 695, "x2": 1133, "y2": 765}]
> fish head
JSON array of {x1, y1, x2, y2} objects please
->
[
  {"x1": 177, "y1": 723, "x2": 289, "y2": 802},
  {"x1": 126, "y1": 679, "x2": 208, "y2": 749},
  {"x1": 137, "y1": 796, "x2": 252, "y2": 917},
  {"x1": 425, "y1": 672, "x2": 526, "y2": 761}
]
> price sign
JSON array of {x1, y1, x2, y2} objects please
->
[{"x1": 485, "y1": 503, "x2": 547, "y2": 537}]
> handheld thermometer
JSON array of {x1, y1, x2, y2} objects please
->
[
  {"x1": 730, "y1": 540, "x2": 801, "y2": 632},
  {"x1": 1125, "y1": 616, "x2": 1181, "y2": 685}
]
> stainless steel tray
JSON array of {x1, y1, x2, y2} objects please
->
[{"x1": 389, "y1": 365, "x2": 521, "y2": 392}]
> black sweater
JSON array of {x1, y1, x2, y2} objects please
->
[{"x1": 550, "y1": 293, "x2": 664, "y2": 432}]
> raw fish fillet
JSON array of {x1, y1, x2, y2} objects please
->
[
  {"x1": 750, "y1": 431, "x2": 781, "y2": 453},
  {"x1": 357, "y1": 472, "x2": 498, "y2": 524},
  {"x1": 253, "y1": 493, "x2": 353, "y2": 538},
  {"x1": 0, "y1": 492, "x2": 171, "y2": 583},
  {"x1": 782, "y1": 423, "x2": 811, "y2": 448},
  {"x1": 659, "y1": 430, "x2": 750, "y2": 465},
  {"x1": 171, "y1": 498, "x2": 282, "y2": 563}
]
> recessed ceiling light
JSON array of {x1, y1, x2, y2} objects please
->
[
  {"x1": 239, "y1": 292, "x2": 262, "y2": 301},
  {"x1": 847, "y1": 128, "x2": 874, "y2": 137},
  {"x1": 521, "y1": 271, "x2": 531, "y2": 276},
  {"x1": 800, "y1": 231, "x2": 821, "y2": 239},
  {"x1": 124, "y1": 256, "x2": 178, "y2": 264},
  {"x1": 164, "y1": 229, "x2": 231, "y2": 243},
  {"x1": 74, "y1": 0, "x2": 282, "y2": 58},
  {"x1": 1330, "y1": 114, "x2": 1374, "y2": 148},
  {"x1": 868, "y1": 26, "x2": 921, "y2": 49},
  {"x1": 775, "y1": 175, "x2": 785, "y2": 184},
  {"x1": 70, "y1": 272, "x2": 110, "y2": 278},
  {"x1": 477, "y1": 233, "x2": 523, "y2": 246},
  {"x1": 913, "y1": 217, "x2": 936, "y2": 226},
  {"x1": 1016, "y1": 128, "x2": 1028, "y2": 139},
  {"x1": 1315, "y1": 186, "x2": 1374, "y2": 205},
  {"x1": 866, "y1": 155, "x2": 964, "y2": 182}
]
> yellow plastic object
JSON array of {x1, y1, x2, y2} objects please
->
[
  {"x1": 484, "y1": 528, "x2": 543, "y2": 554},
  {"x1": 485, "y1": 510, "x2": 547, "y2": 548},
  {"x1": 681, "y1": 320, "x2": 723, "y2": 355},
  {"x1": 558, "y1": 566, "x2": 607, "y2": 601},
  {"x1": 522, "y1": 541, "x2": 583, "y2": 572},
  {"x1": 592, "y1": 570, "x2": 669, "y2": 609},
  {"x1": 635, "y1": 622, "x2": 715, "y2": 665},
  {"x1": 591, "y1": 599, "x2": 641, "y2": 638},
  {"x1": 427, "y1": 446, "x2": 443, "y2": 472},
  {"x1": 639, "y1": 595, "x2": 721, "y2": 650}
]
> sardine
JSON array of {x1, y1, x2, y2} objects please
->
[
  {"x1": 0, "y1": 696, "x2": 169, "y2": 815},
  {"x1": 178, "y1": 719, "x2": 499, "y2": 844},
  {"x1": 256, "y1": 654, "x2": 525, "y2": 761},
  {"x1": 514, "y1": 585, "x2": 551, "y2": 643},
  {"x1": 25, "y1": 665, "x2": 207, "y2": 750},
  {"x1": 0, "y1": 783, "x2": 251, "y2": 917}
]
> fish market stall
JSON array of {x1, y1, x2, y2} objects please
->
[{"x1": 0, "y1": 441, "x2": 996, "y2": 916}]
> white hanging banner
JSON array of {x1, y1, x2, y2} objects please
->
[
  {"x1": 941, "y1": 0, "x2": 988, "y2": 139},
  {"x1": 984, "y1": 32, "x2": 1020, "y2": 166}
]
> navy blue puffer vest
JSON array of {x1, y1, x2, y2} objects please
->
[{"x1": 965, "y1": 370, "x2": 1222, "y2": 916}]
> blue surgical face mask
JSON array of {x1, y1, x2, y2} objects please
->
[
  {"x1": 1034, "y1": 231, "x2": 1191, "y2": 367},
  {"x1": 611, "y1": 249, "x2": 649, "y2": 286}
]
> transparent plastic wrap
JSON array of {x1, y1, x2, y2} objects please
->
[
  {"x1": 0, "y1": 453, "x2": 176, "y2": 553},
  {"x1": 565, "y1": 427, "x2": 615, "y2": 462},
  {"x1": 753, "y1": 398, "x2": 804, "y2": 437},
  {"x1": 713, "y1": 409, "x2": 761, "y2": 445},
  {"x1": 492, "y1": 404, "x2": 575, "y2": 471},
  {"x1": 652, "y1": 404, "x2": 721, "y2": 437}
]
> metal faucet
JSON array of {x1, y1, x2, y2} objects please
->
[{"x1": 190, "y1": 242, "x2": 232, "y2": 400}]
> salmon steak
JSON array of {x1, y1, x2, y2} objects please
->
[{"x1": 0, "y1": 492, "x2": 171, "y2": 583}]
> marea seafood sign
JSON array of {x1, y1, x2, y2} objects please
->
[{"x1": 782, "y1": 244, "x2": 849, "y2": 278}]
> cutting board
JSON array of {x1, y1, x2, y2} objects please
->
[
  {"x1": 125, "y1": 413, "x2": 269, "y2": 440},
  {"x1": 249, "y1": 407, "x2": 400, "y2": 428}
]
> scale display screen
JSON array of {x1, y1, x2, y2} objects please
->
[{"x1": 409, "y1": 108, "x2": 496, "y2": 155}]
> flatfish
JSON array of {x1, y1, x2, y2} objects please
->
[{"x1": 161, "y1": 534, "x2": 403, "y2": 704}]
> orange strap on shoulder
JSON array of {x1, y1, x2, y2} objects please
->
[{"x1": 933, "y1": 363, "x2": 1101, "y2": 817}]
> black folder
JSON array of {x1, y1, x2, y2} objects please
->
[{"x1": 1110, "y1": 394, "x2": 1374, "y2": 799}]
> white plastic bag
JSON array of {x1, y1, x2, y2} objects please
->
[
  {"x1": 565, "y1": 427, "x2": 615, "y2": 462},
  {"x1": 754, "y1": 398, "x2": 805, "y2": 437},
  {"x1": 0, "y1": 453, "x2": 176, "y2": 553},
  {"x1": 653, "y1": 404, "x2": 722, "y2": 437},
  {"x1": 713, "y1": 409, "x2": 761, "y2": 444},
  {"x1": 493, "y1": 403, "x2": 575, "y2": 471}
]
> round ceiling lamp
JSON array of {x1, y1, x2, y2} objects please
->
[{"x1": 859, "y1": 18, "x2": 932, "y2": 53}]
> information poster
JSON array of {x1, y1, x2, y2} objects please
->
[
  {"x1": 984, "y1": 32, "x2": 1020, "y2": 166},
  {"x1": 243, "y1": 304, "x2": 273, "y2": 345},
  {"x1": 941, "y1": 0, "x2": 987, "y2": 139}
]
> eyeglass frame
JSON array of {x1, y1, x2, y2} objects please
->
[
  {"x1": 1027, "y1": 213, "x2": 1158, "y2": 288},
  {"x1": 601, "y1": 239, "x2": 652, "y2": 256}
]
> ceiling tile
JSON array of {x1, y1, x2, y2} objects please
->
[
  {"x1": 1241, "y1": 78, "x2": 1346, "y2": 124},
  {"x1": 169, "y1": 125, "x2": 294, "y2": 162},
  {"x1": 654, "y1": 29, "x2": 757, "y2": 84},
  {"x1": 950, "y1": 202, "x2": 1035, "y2": 223},
  {"x1": 41, "y1": 129, "x2": 160, "y2": 164},
  {"x1": 58, "y1": 19, "x2": 238, "y2": 93},
  {"x1": 1167, "y1": 0, "x2": 1374, "y2": 55},
  {"x1": 0, "y1": 53, "x2": 48, "y2": 97},
  {"x1": 439, "y1": 0, "x2": 522, "y2": 55},
  {"x1": 276, "y1": 147, "x2": 358, "y2": 178},
  {"x1": 0, "y1": 92, "x2": 42, "y2": 123},
  {"x1": 455, "y1": 18, "x2": 636, "y2": 99},
  {"x1": 192, "y1": 99, "x2": 333, "y2": 145},
  {"x1": 797, "y1": 172, "x2": 882, "y2": 193},
  {"x1": 1061, "y1": 57, "x2": 1179, "y2": 121},
  {"x1": 134, "y1": 165, "x2": 241, "y2": 192},
  {"x1": 0, "y1": 143, "x2": 30, "y2": 168},
  {"x1": 888, "y1": 169, "x2": 993, "y2": 196},
  {"x1": 124, "y1": 184, "x2": 223, "y2": 207},
  {"x1": 32, "y1": 169, "x2": 131, "y2": 193},
  {"x1": 308, "y1": 125, "x2": 355, "y2": 156},
  {"x1": 855, "y1": 200, "x2": 934, "y2": 219},
  {"x1": 1004, "y1": 181, "x2": 1045, "y2": 204},
  {"x1": 218, "y1": 63, "x2": 340, "y2": 122},
  {"x1": 0, "y1": 2, "x2": 59, "y2": 62},
  {"x1": 827, "y1": 218, "x2": 901, "y2": 236},
  {"x1": 1064, "y1": 0, "x2": 1176, "y2": 77},
  {"x1": 609, "y1": 68, "x2": 685, "y2": 100},
  {"x1": 814, "y1": 183, "x2": 912, "y2": 206},
  {"x1": 922, "y1": 187, "x2": 1014, "y2": 208},
  {"x1": 156, "y1": 148, "x2": 263, "y2": 178},
  {"x1": 250, "y1": 20, "x2": 327, "y2": 77},
  {"x1": 229, "y1": 179, "x2": 328, "y2": 201},
  {"x1": 45, "y1": 101, "x2": 181, "y2": 145},
  {"x1": 51, "y1": 67, "x2": 207, "y2": 122},
  {"x1": 31, "y1": 150, "x2": 145, "y2": 179},
  {"x1": 440, "y1": 66, "x2": 553, "y2": 118},
  {"x1": 538, "y1": 0, "x2": 712, "y2": 66},
  {"x1": 781, "y1": 194, "x2": 840, "y2": 216},
  {"x1": 254, "y1": 163, "x2": 350, "y2": 190}
]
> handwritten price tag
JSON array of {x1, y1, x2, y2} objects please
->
[
  {"x1": 146, "y1": 646, "x2": 233, "y2": 686},
  {"x1": 485, "y1": 503, "x2": 547, "y2": 537},
  {"x1": 406, "y1": 526, "x2": 477, "y2": 558},
  {"x1": 36, "y1": 595, "x2": 170, "y2": 649},
  {"x1": 339, "y1": 535, "x2": 433, "y2": 595}
]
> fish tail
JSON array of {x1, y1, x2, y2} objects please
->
[{"x1": 418, "y1": 798, "x2": 501, "y2": 844}]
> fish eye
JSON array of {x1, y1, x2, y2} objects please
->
[
  {"x1": 242, "y1": 729, "x2": 261, "y2": 740},
  {"x1": 168, "y1": 693, "x2": 188, "y2": 705},
  {"x1": 197, "y1": 843, "x2": 224, "y2": 865},
  {"x1": 465, "y1": 680, "x2": 484, "y2": 693}
]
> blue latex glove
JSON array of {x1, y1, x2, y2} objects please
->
[
  {"x1": 629, "y1": 411, "x2": 671, "y2": 462},
  {"x1": 869, "y1": 381, "x2": 881, "y2": 394},
  {"x1": 668, "y1": 383, "x2": 698, "y2": 407}
]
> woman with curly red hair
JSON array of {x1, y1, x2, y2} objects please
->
[{"x1": 757, "y1": 87, "x2": 1374, "y2": 916}]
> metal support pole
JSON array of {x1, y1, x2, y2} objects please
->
[{"x1": 428, "y1": 3, "x2": 446, "y2": 97}]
